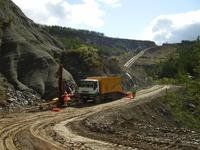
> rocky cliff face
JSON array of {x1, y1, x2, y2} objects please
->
[{"x1": 0, "y1": 0, "x2": 74, "y2": 99}]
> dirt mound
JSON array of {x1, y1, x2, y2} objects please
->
[{"x1": 80, "y1": 96, "x2": 200, "y2": 149}]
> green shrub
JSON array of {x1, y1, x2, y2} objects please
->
[{"x1": 71, "y1": 44, "x2": 101, "y2": 68}]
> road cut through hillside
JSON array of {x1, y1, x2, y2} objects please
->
[{"x1": 0, "y1": 85, "x2": 199, "y2": 150}]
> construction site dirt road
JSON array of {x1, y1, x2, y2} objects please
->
[{"x1": 0, "y1": 85, "x2": 199, "y2": 150}]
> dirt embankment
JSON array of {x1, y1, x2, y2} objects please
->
[{"x1": 71, "y1": 88, "x2": 200, "y2": 150}]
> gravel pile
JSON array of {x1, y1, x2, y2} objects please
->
[{"x1": 0, "y1": 87, "x2": 42, "y2": 112}]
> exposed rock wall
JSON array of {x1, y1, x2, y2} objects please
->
[{"x1": 0, "y1": 0, "x2": 74, "y2": 99}]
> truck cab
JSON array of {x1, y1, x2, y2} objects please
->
[{"x1": 78, "y1": 79, "x2": 99, "y2": 100}]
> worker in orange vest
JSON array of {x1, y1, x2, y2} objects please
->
[{"x1": 63, "y1": 91, "x2": 71, "y2": 103}]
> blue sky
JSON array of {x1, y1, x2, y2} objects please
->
[
  {"x1": 12, "y1": 0, "x2": 200, "y2": 44},
  {"x1": 101, "y1": 0, "x2": 200, "y2": 38}
]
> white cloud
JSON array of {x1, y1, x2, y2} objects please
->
[
  {"x1": 142, "y1": 10, "x2": 200, "y2": 45},
  {"x1": 12, "y1": 0, "x2": 121, "y2": 29},
  {"x1": 97, "y1": 0, "x2": 122, "y2": 7}
]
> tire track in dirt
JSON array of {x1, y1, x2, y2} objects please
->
[
  {"x1": 0, "y1": 112, "x2": 69, "y2": 150},
  {"x1": 0, "y1": 85, "x2": 171, "y2": 150},
  {"x1": 52, "y1": 85, "x2": 171, "y2": 150},
  {"x1": 28, "y1": 111, "x2": 94, "y2": 150}
]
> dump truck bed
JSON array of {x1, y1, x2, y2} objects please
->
[{"x1": 87, "y1": 76, "x2": 122, "y2": 94}]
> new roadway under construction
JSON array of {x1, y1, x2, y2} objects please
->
[{"x1": 1, "y1": 85, "x2": 200, "y2": 150}]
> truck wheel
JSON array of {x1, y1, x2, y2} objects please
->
[
  {"x1": 95, "y1": 95, "x2": 101, "y2": 104},
  {"x1": 80, "y1": 98, "x2": 87, "y2": 104}
]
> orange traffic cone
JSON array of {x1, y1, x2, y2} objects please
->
[
  {"x1": 52, "y1": 107, "x2": 61, "y2": 112},
  {"x1": 126, "y1": 92, "x2": 133, "y2": 99}
]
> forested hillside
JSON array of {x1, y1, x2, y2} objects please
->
[
  {"x1": 43, "y1": 25, "x2": 155, "y2": 56},
  {"x1": 155, "y1": 39, "x2": 200, "y2": 129}
]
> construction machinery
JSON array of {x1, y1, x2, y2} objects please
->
[
  {"x1": 78, "y1": 76, "x2": 125, "y2": 103},
  {"x1": 30, "y1": 66, "x2": 131, "y2": 112}
]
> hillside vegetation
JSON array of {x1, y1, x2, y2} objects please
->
[
  {"x1": 155, "y1": 39, "x2": 200, "y2": 130},
  {"x1": 43, "y1": 26, "x2": 155, "y2": 56},
  {"x1": 61, "y1": 45, "x2": 103, "y2": 81},
  {"x1": 43, "y1": 25, "x2": 156, "y2": 81}
]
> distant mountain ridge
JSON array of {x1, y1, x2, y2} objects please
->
[{"x1": 44, "y1": 26, "x2": 156, "y2": 56}]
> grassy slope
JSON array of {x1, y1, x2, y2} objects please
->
[{"x1": 164, "y1": 88, "x2": 200, "y2": 130}]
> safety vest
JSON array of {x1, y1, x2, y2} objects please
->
[{"x1": 63, "y1": 93, "x2": 70, "y2": 102}]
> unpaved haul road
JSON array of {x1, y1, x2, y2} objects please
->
[
  {"x1": 0, "y1": 85, "x2": 171, "y2": 150},
  {"x1": 124, "y1": 47, "x2": 156, "y2": 68}
]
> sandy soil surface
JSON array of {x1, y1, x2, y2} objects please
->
[{"x1": 0, "y1": 85, "x2": 199, "y2": 150}]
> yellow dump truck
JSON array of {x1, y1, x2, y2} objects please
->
[{"x1": 78, "y1": 76, "x2": 123, "y2": 103}]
